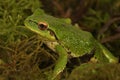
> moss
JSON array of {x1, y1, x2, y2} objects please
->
[{"x1": 68, "y1": 63, "x2": 120, "y2": 80}]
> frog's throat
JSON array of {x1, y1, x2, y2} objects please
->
[{"x1": 44, "y1": 41, "x2": 59, "y2": 51}]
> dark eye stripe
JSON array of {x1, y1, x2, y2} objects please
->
[{"x1": 47, "y1": 29, "x2": 58, "y2": 40}]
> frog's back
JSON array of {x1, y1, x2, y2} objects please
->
[{"x1": 52, "y1": 22, "x2": 96, "y2": 57}]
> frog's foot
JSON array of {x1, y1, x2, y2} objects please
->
[
  {"x1": 97, "y1": 43, "x2": 118, "y2": 63},
  {"x1": 50, "y1": 45, "x2": 68, "y2": 80}
]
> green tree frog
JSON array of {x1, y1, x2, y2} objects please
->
[{"x1": 24, "y1": 9, "x2": 118, "y2": 80}]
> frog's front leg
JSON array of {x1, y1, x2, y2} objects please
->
[{"x1": 50, "y1": 45, "x2": 68, "y2": 80}]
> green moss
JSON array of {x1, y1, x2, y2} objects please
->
[{"x1": 68, "y1": 63, "x2": 120, "y2": 80}]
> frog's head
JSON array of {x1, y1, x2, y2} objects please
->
[{"x1": 24, "y1": 9, "x2": 57, "y2": 41}]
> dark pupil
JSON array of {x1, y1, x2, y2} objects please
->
[{"x1": 38, "y1": 24, "x2": 47, "y2": 30}]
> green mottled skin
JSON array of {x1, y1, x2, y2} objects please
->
[
  {"x1": 25, "y1": 9, "x2": 117, "y2": 61},
  {"x1": 24, "y1": 9, "x2": 118, "y2": 80},
  {"x1": 25, "y1": 9, "x2": 96, "y2": 57}
]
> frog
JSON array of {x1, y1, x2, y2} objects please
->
[{"x1": 24, "y1": 9, "x2": 118, "y2": 80}]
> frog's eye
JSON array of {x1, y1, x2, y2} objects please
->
[{"x1": 38, "y1": 22, "x2": 48, "y2": 30}]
